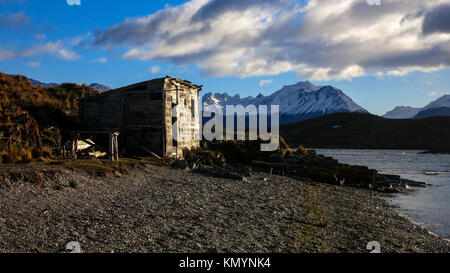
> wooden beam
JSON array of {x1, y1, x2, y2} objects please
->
[{"x1": 140, "y1": 146, "x2": 161, "y2": 159}]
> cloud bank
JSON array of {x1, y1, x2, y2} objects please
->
[
  {"x1": 89, "y1": 0, "x2": 450, "y2": 80},
  {"x1": 0, "y1": 11, "x2": 29, "y2": 27},
  {"x1": 0, "y1": 41, "x2": 79, "y2": 61}
]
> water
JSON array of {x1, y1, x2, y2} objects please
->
[{"x1": 313, "y1": 149, "x2": 450, "y2": 239}]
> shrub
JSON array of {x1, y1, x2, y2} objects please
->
[
  {"x1": 0, "y1": 150, "x2": 8, "y2": 163},
  {"x1": 31, "y1": 146, "x2": 53, "y2": 159},
  {"x1": 296, "y1": 145, "x2": 309, "y2": 156},
  {"x1": 0, "y1": 145, "x2": 54, "y2": 164},
  {"x1": 279, "y1": 137, "x2": 293, "y2": 158},
  {"x1": 0, "y1": 147, "x2": 16, "y2": 163},
  {"x1": 69, "y1": 179, "x2": 78, "y2": 189},
  {"x1": 22, "y1": 150, "x2": 33, "y2": 163},
  {"x1": 40, "y1": 147, "x2": 54, "y2": 159},
  {"x1": 31, "y1": 146, "x2": 42, "y2": 158}
]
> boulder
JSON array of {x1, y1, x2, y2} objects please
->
[{"x1": 171, "y1": 160, "x2": 189, "y2": 170}]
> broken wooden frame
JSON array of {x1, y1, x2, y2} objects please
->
[{"x1": 70, "y1": 131, "x2": 120, "y2": 162}]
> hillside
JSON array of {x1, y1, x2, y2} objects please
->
[
  {"x1": 0, "y1": 72, "x2": 99, "y2": 162},
  {"x1": 280, "y1": 112, "x2": 450, "y2": 152},
  {"x1": 415, "y1": 107, "x2": 450, "y2": 119}
]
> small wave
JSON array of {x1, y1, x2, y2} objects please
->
[{"x1": 423, "y1": 171, "x2": 449, "y2": 176}]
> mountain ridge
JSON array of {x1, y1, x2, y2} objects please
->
[
  {"x1": 383, "y1": 95, "x2": 450, "y2": 119},
  {"x1": 382, "y1": 106, "x2": 421, "y2": 119},
  {"x1": 28, "y1": 77, "x2": 112, "y2": 92},
  {"x1": 202, "y1": 81, "x2": 369, "y2": 125}
]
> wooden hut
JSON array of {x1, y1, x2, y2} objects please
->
[{"x1": 79, "y1": 76, "x2": 202, "y2": 158}]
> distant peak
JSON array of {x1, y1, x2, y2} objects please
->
[
  {"x1": 393, "y1": 106, "x2": 419, "y2": 110},
  {"x1": 280, "y1": 81, "x2": 319, "y2": 93},
  {"x1": 297, "y1": 80, "x2": 313, "y2": 85}
]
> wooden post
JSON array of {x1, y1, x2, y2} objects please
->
[
  {"x1": 114, "y1": 132, "x2": 119, "y2": 162},
  {"x1": 72, "y1": 134, "x2": 78, "y2": 159},
  {"x1": 109, "y1": 132, "x2": 113, "y2": 161},
  {"x1": 109, "y1": 132, "x2": 119, "y2": 162}
]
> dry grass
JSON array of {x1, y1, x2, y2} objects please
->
[
  {"x1": 0, "y1": 72, "x2": 99, "y2": 165},
  {"x1": 56, "y1": 157, "x2": 167, "y2": 177},
  {"x1": 0, "y1": 156, "x2": 167, "y2": 188}
]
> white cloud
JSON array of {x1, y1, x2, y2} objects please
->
[
  {"x1": 428, "y1": 90, "x2": 439, "y2": 96},
  {"x1": 94, "y1": 0, "x2": 450, "y2": 81},
  {"x1": 21, "y1": 41, "x2": 79, "y2": 60},
  {"x1": 66, "y1": 0, "x2": 81, "y2": 6},
  {"x1": 35, "y1": 33, "x2": 47, "y2": 40},
  {"x1": 90, "y1": 57, "x2": 107, "y2": 63},
  {"x1": 0, "y1": 11, "x2": 29, "y2": 27},
  {"x1": 28, "y1": 61, "x2": 40, "y2": 67},
  {"x1": 150, "y1": 65, "x2": 161, "y2": 73},
  {"x1": 0, "y1": 41, "x2": 79, "y2": 61},
  {"x1": 0, "y1": 50, "x2": 14, "y2": 61},
  {"x1": 297, "y1": 65, "x2": 366, "y2": 81},
  {"x1": 259, "y1": 79, "x2": 272, "y2": 87}
]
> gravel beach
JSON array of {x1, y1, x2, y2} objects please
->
[{"x1": 0, "y1": 164, "x2": 448, "y2": 253}]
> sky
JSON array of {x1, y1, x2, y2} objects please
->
[{"x1": 0, "y1": 0, "x2": 450, "y2": 115}]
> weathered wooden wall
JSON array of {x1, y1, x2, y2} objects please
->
[
  {"x1": 79, "y1": 77, "x2": 201, "y2": 157},
  {"x1": 163, "y1": 79, "x2": 201, "y2": 158},
  {"x1": 80, "y1": 79, "x2": 165, "y2": 155}
]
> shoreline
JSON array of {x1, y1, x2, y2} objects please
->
[
  {"x1": 313, "y1": 148, "x2": 450, "y2": 240},
  {"x1": 0, "y1": 163, "x2": 448, "y2": 253},
  {"x1": 392, "y1": 208, "x2": 450, "y2": 243},
  {"x1": 311, "y1": 147, "x2": 449, "y2": 155}
]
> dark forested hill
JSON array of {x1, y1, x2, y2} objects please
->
[{"x1": 280, "y1": 112, "x2": 450, "y2": 152}]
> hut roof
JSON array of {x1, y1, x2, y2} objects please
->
[{"x1": 80, "y1": 76, "x2": 202, "y2": 101}]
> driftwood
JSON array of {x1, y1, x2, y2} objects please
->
[
  {"x1": 70, "y1": 131, "x2": 120, "y2": 162},
  {"x1": 140, "y1": 146, "x2": 162, "y2": 159}
]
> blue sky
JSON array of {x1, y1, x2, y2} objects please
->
[{"x1": 0, "y1": 0, "x2": 449, "y2": 115}]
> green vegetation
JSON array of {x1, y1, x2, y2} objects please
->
[{"x1": 69, "y1": 179, "x2": 78, "y2": 189}]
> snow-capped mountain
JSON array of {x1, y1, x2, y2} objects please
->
[
  {"x1": 89, "y1": 83, "x2": 111, "y2": 92},
  {"x1": 415, "y1": 95, "x2": 450, "y2": 119},
  {"x1": 421, "y1": 95, "x2": 450, "y2": 111},
  {"x1": 202, "y1": 81, "x2": 369, "y2": 125},
  {"x1": 382, "y1": 106, "x2": 421, "y2": 119},
  {"x1": 383, "y1": 95, "x2": 450, "y2": 119}
]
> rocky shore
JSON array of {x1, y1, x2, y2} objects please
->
[{"x1": 0, "y1": 163, "x2": 448, "y2": 253}]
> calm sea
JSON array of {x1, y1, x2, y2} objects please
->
[{"x1": 314, "y1": 149, "x2": 450, "y2": 239}]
